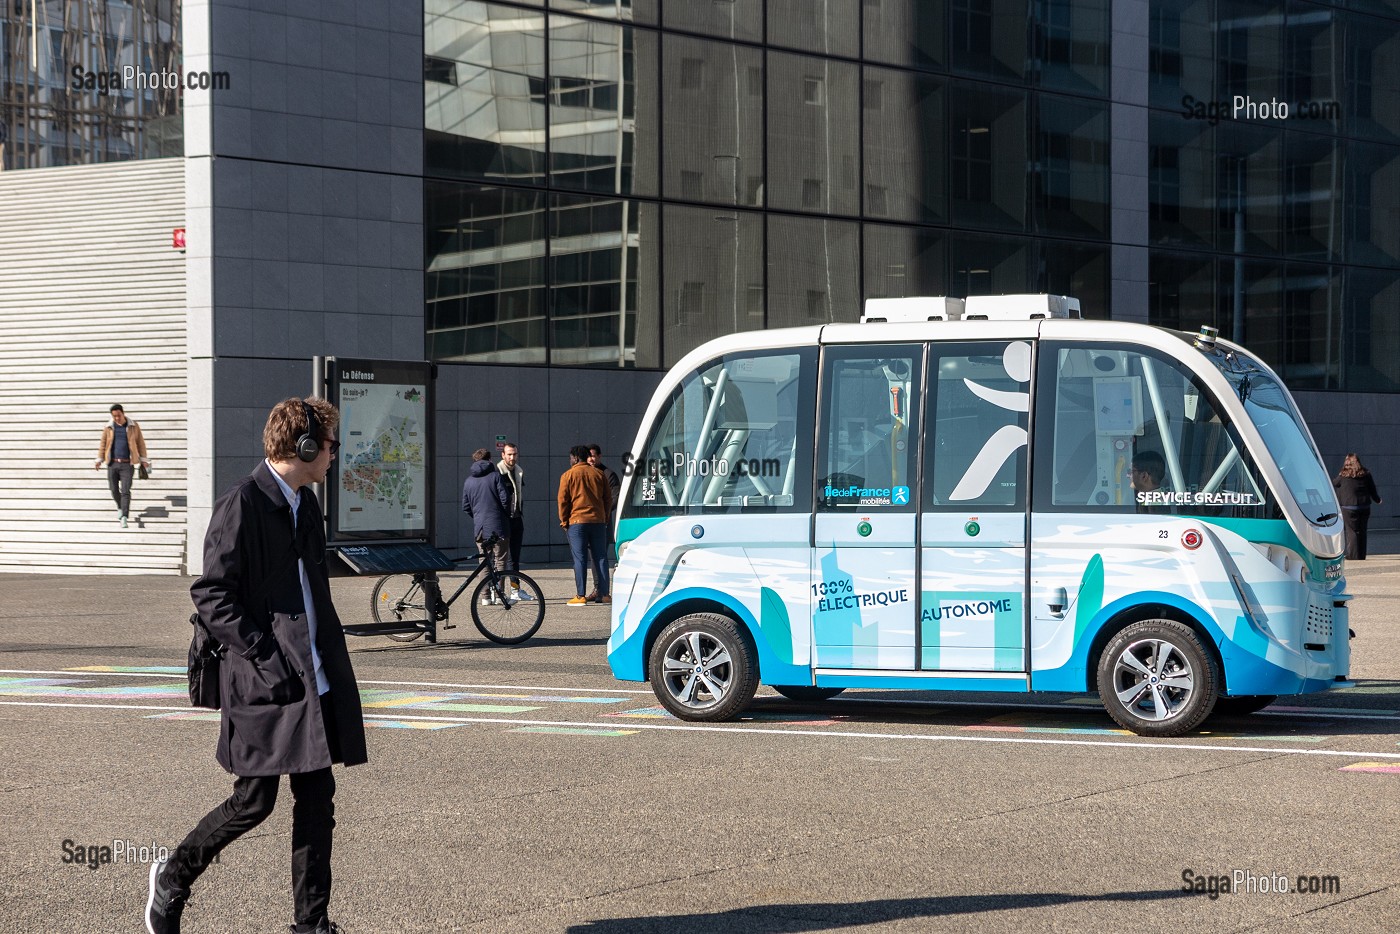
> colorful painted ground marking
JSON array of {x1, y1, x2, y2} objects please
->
[
  {"x1": 406, "y1": 702, "x2": 541, "y2": 713},
  {"x1": 451, "y1": 692, "x2": 623, "y2": 704},
  {"x1": 604, "y1": 706, "x2": 676, "y2": 719},
  {"x1": 145, "y1": 710, "x2": 467, "y2": 731},
  {"x1": 0, "y1": 676, "x2": 186, "y2": 700},
  {"x1": 1339, "y1": 762, "x2": 1400, "y2": 774},
  {"x1": 965, "y1": 724, "x2": 1136, "y2": 737},
  {"x1": 509, "y1": 726, "x2": 638, "y2": 737},
  {"x1": 70, "y1": 666, "x2": 185, "y2": 674}
]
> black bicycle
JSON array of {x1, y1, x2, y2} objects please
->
[{"x1": 369, "y1": 538, "x2": 545, "y2": 645}]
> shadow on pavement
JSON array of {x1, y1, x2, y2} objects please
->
[{"x1": 566, "y1": 890, "x2": 1195, "y2": 933}]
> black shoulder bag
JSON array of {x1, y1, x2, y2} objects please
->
[{"x1": 188, "y1": 539, "x2": 299, "y2": 710}]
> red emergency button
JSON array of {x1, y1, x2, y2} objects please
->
[{"x1": 1181, "y1": 529, "x2": 1203, "y2": 549}]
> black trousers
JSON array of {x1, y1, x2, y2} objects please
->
[
  {"x1": 1343, "y1": 508, "x2": 1371, "y2": 560},
  {"x1": 507, "y1": 514, "x2": 524, "y2": 577},
  {"x1": 166, "y1": 692, "x2": 342, "y2": 928},
  {"x1": 107, "y1": 462, "x2": 134, "y2": 516}
]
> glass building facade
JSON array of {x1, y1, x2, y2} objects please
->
[
  {"x1": 0, "y1": 0, "x2": 183, "y2": 170},
  {"x1": 424, "y1": 0, "x2": 1119, "y2": 369}
]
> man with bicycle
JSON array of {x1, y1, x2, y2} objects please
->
[{"x1": 462, "y1": 448, "x2": 515, "y2": 602}]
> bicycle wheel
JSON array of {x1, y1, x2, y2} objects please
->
[
  {"x1": 470, "y1": 571, "x2": 546, "y2": 645},
  {"x1": 370, "y1": 574, "x2": 428, "y2": 643}
]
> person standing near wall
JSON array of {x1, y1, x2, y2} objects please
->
[
  {"x1": 586, "y1": 443, "x2": 621, "y2": 598},
  {"x1": 496, "y1": 442, "x2": 526, "y2": 588},
  {"x1": 95, "y1": 403, "x2": 151, "y2": 528},
  {"x1": 1334, "y1": 453, "x2": 1383, "y2": 561},
  {"x1": 558, "y1": 444, "x2": 611, "y2": 607}
]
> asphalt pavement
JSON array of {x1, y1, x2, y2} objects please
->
[{"x1": 2, "y1": 557, "x2": 1400, "y2": 933}]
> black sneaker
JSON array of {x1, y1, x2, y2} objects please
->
[
  {"x1": 290, "y1": 922, "x2": 345, "y2": 933},
  {"x1": 145, "y1": 859, "x2": 189, "y2": 934}
]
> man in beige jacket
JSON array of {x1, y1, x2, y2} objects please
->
[
  {"x1": 95, "y1": 403, "x2": 151, "y2": 528},
  {"x1": 558, "y1": 445, "x2": 611, "y2": 606}
]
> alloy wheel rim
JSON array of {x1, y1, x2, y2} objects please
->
[
  {"x1": 661, "y1": 631, "x2": 733, "y2": 710},
  {"x1": 1112, "y1": 638, "x2": 1195, "y2": 721}
]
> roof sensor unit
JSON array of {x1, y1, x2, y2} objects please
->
[
  {"x1": 962, "y1": 294, "x2": 1081, "y2": 321},
  {"x1": 861, "y1": 297, "x2": 966, "y2": 323}
]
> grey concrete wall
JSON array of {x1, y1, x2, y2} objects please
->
[{"x1": 1295, "y1": 390, "x2": 1400, "y2": 530}]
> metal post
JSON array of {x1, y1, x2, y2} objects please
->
[{"x1": 421, "y1": 572, "x2": 440, "y2": 643}]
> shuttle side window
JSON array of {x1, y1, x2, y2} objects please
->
[
  {"x1": 1036, "y1": 343, "x2": 1278, "y2": 518},
  {"x1": 924, "y1": 341, "x2": 1031, "y2": 511},
  {"x1": 625, "y1": 348, "x2": 815, "y2": 515},
  {"x1": 817, "y1": 345, "x2": 922, "y2": 512}
]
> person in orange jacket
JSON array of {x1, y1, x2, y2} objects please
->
[{"x1": 558, "y1": 444, "x2": 612, "y2": 605}]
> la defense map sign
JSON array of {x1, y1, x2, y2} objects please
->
[{"x1": 325, "y1": 358, "x2": 434, "y2": 542}]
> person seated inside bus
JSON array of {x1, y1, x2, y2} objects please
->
[{"x1": 1131, "y1": 449, "x2": 1166, "y2": 511}]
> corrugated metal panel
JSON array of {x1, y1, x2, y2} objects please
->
[{"x1": 0, "y1": 159, "x2": 188, "y2": 574}]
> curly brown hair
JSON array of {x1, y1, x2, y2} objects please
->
[
  {"x1": 263, "y1": 397, "x2": 341, "y2": 461},
  {"x1": 1340, "y1": 453, "x2": 1369, "y2": 479}
]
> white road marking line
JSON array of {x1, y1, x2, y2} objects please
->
[
  {"x1": 0, "y1": 668, "x2": 652, "y2": 695},
  {"x1": 4, "y1": 699, "x2": 1400, "y2": 761}
]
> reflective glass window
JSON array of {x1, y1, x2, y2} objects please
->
[
  {"x1": 426, "y1": 182, "x2": 548, "y2": 364},
  {"x1": 1215, "y1": 121, "x2": 1283, "y2": 255},
  {"x1": 628, "y1": 348, "x2": 816, "y2": 514},
  {"x1": 950, "y1": 82, "x2": 1028, "y2": 231},
  {"x1": 1276, "y1": 261, "x2": 1341, "y2": 388},
  {"x1": 548, "y1": 15, "x2": 659, "y2": 195},
  {"x1": 1345, "y1": 139, "x2": 1400, "y2": 268},
  {"x1": 662, "y1": 35, "x2": 765, "y2": 207},
  {"x1": 1345, "y1": 11, "x2": 1400, "y2": 144},
  {"x1": 1342, "y1": 267, "x2": 1400, "y2": 392},
  {"x1": 767, "y1": 215, "x2": 859, "y2": 327},
  {"x1": 426, "y1": 1, "x2": 547, "y2": 183},
  {"x1": 767, "y1": 0, "x2": 859, "y2": 56},
  {"x1": 1148, "y1": 111, "x2": 1215, "y2": 249},
  {"x1": 862, "y1": 0, "x2": 947, "y2": 71},
  {"x1": 1149, "y1": 0, "x2": 1215, "y2": 111},
  {"x1": 768, "y1": 52, "x2": 859, "y2": 215},
  {"x1": 1033, "y1": 93, "x2": 1108, "y2": 237},
  {"x1": 1149, "y1": 253, "x2": 1219, "y2": 332},
  {"x1": 949, "y1": 233, "x2": 1029, "y2": 297},
  {"x1": 1215, "y1": 0, "x2": 1283, "y2": 104},
  {"x1": 863, "y1": 224, "x2": 949, "y2": 299},
  {"x1": 549, "y1": 193, "x2": 660, "y2": 367},
  {"x1": 662, "y1": 0, "x2": 762, "y2": 41},
  {"x1": 1032, "y1": 0, "x2": 1108, "y2": 95},
  {"x1": 1038, "y1": 240, "x2": 1109, "y2": 317},
  {"x1": 551, "y1": 0, "x2": 658, "y2": 25},
  {"x1": 862, "y1": 68, "x2": 947, "y2": 223},
  {"x1": 1283, "y1": 131, "x2": 1340, "y2": 261},
  {"x1": 950, "y1": 0, "x2": 1027, "y2": 83},
  {"x1": 662, "y1": 204, "x2": 764, "y2": 366},
  {"x1": 1037, "y1": 343, "x2": 1276, "y2": 518}
]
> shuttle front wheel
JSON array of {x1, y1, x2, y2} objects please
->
[
  {"x1": 1097, "y1": 619, "x2": 1218, "y2": 737},
  {"x1": 648, "y1": 613, "x2": 758, "y2": 721}
]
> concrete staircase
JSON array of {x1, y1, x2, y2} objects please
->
[{"x1": 0, "y1": 159, "x2": 188, "y2": 574}]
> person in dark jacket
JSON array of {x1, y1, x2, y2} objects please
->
[
  {"x1": 145, "y1": 397, "x2": 365, "y2": 934},
  {"x1": 462, "y1": 448, "x2": 511, "y2": 595},
  {"x1": 1334, "y1": 453, "x2": 1383, "y2": 560}
]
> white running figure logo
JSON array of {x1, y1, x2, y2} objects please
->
[{"x1": 950, "y1": 341, "x2": 1030, "y2": 501}]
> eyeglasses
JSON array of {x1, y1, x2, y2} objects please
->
[{"x1": 323, "y1": 439, "x2": 341, "y2": 455}]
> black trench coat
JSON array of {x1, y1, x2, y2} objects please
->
[{"x1": 191, "y1": 462, "x2": 367, "y2": 777}]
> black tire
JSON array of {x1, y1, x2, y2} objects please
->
[
  {"x1": 370, "y1": 574, "x2": 427, "y2": 643},
  {"x1": 470, "y1": 572, "x2": 546, "y2": 645},
  {"x1": 647, "y1": 612, "x2": 758, "y2": 721},
  {"x1": 772, "y1": 685, "x2": 845, "y2": 703},
  {"x1": 1097, "y1": 618, "x2": 1218, "y2": 737},
  {"x1": 1211, "y1": 694, "x2": 1278, "y2": 717}
]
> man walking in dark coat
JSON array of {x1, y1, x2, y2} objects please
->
[
  {"x1": 145, "y1": 397, "x2": 366, "y2": 934},
  {"x1": 462, "y1": 448, "x2": 512, "y2": 600}
]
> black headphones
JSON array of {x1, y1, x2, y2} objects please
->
[{"x1": 295, "y1": 401, "x2": 322, "y2": 463}]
